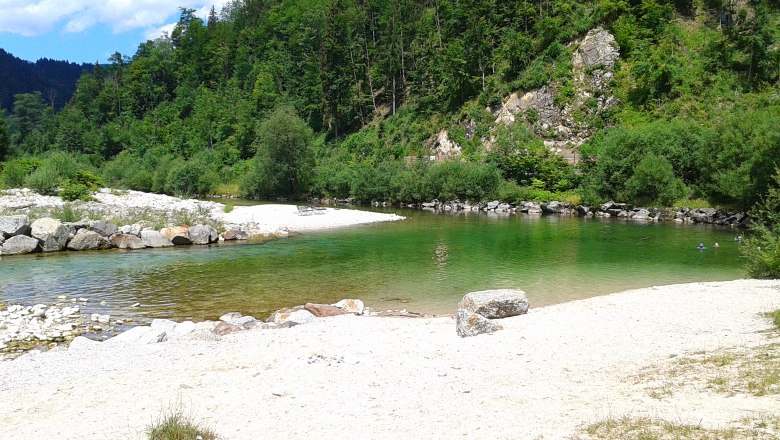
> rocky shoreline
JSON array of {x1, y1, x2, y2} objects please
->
[{"x1": 319, "y1": 198, "x2": 750, "y2": 227}]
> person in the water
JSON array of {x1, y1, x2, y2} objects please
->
[{"x1": 697, "y1": 242, "x2": 706, "y2": 250}]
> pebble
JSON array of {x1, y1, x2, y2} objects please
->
[
  {"x1": 131, "y1": 303, "x2": 141, "y2": 308},
  {"x1": 57, "y1": 295, "x2": 67, "y2": 300}
]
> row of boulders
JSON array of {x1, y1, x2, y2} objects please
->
[
  {"x1": 0, "y1": 214, "x2": 284, "y2": 256},
  {"x1": 456, "y1": 289, "x2": 530, "y2": 337},
  {"x1": 403, "y1": 200, "x2": 749, "y2": 227},
  {"x1": 67, "y1": 299, "x2": 368, "y2": 349}
]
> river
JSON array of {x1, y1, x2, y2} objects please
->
[{"x1": 0, "y1": 207, "x2": 743, "y2": 324}]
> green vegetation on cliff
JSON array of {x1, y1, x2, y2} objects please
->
[{"x1": 0, "y1": 0, "x2": 777, "y2": 211}]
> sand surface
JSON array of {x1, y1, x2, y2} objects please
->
[
  {"x1": 1, "y1": 280, "x2": 779, "y2": 439},
  {"x1": 219, "y1": 204, "x2": 405, "y2": 233}
]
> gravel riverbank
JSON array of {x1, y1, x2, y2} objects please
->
[{"x1": 1, "y1": 280, "x2": 778, "y2": 439}]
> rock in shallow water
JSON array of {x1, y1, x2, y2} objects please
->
[
  {"x1": 304, "y1": 303, "x2": 348, "y2": 318},
  {"x1": 0, "y1": 235, "x2": 39, "y2": 255},
  {"x1": 111, "y1": 233, "x2": 145, "y2": 250},
  {"x1": 140, "y1": 230, "x2": 173, "y2": 248},
  {"x1": 67, "y1": 230, "x2": 112, "y2": 251}
]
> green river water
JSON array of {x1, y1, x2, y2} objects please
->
[{"x1": 0, "y1": 208, "x2": 744, "y2": 323}]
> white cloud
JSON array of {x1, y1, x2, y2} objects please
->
[{"x1": 0, "y1": 0, "x2": 230, "y2": 37}]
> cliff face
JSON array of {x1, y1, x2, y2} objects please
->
[{"x1": 433, "y1": 28, "x2": 621, "y2": 162}]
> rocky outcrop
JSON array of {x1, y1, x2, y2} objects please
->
[
  {"x1": 1, "y1": 235, "x2": 39, "y2": 255},
  {"x1": 67, "y1": 230, "x2": 112, "y2": 251},
  {"x1": 456, "y1": 309, "x2": 503, "y2": 338},
  {"x1": 140, "y1": 230, "x2": 173, "y2": 248},
  {"x1": 458, "y1": 289, "x2": 530, "y2": 319},
  {"x1": 30, "y1": 218, "x2": 69, "y2": 252},
  {"x1": 0, "y1": 215, "x2": 31, "y2": 237},
  {"x1": 486, "y1": 28, "x2": 621, "y2": 159}
]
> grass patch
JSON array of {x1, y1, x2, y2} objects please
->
[
  {"x1": 673, "y1": 198, "x2": 713, "y2": 210},
  {"x1": 578, "y1": 415, "x2": 780, "y2": 440},
  {"x1": 214, "y1": 183, "x2": 240, "y2": 196},
  {"x1": 147, "y1": 409, "x2": 219, "y2": 440},
  {"x1": 223, "y1": 204, "x2": 234, "y2": 214},
  {"x1": 766, "y1": 309, "x2": 780, "y2": 330}
]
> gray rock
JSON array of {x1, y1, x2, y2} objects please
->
[
  {"x1": 111, "y1": 233, "x2": 145, "y2": 250},
  {"x1": 304, "y1": 303, "x2": 348, "y2": 318},
  {"x1": 0, "y1": 236, "x2": 4, "y2": 247},
  {"x1": 267, "y1": 307, "x2": 316, "y2": 326},
  {"x1": 31, "y1": 218, "x2": 69, "y2": 252},
  {"x1": 106, "y1": 326, "x2": 167, "y2": 344},
  {"x1": 140, "y1": 230, "x2": 173, "y2": 248},
  {"x1": 486, "y1": 200, "x2": 500, "y2": 210},
  {"x1": 213, "y1": 321, "x2": 243, "y2": 336},
  {"x1": 572, "y1": 28, "x2": 620, "y2": 70},
  {"x1": 119, "y1": 224, "x2": 143, "y2": 236},
  {"x1": 189, "y1": 224, "x2": 218, "y2": 245},
  {"x1": 458, "y1": 289, "x2": 529, "y2": 319},
  {"x1": 0, "y1": 215, "x2": 31, "y2": 238},
  {"x1": 1, "y1": 235, "x2": 40, "y2": 255},
  {"x1": 219, "y1": 312, "x2": 257, "y2": 327},
  {"x1": 456, "y1": 309, "x2": 503, "y2": 337},
  {"x1": 67, "y1": 230, "x2": 112, "y2": 251},
  {"x1": 89, "y1": 220, "x2": 118, "y2": 237}
]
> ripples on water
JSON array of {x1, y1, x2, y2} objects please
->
[{"x1": 0, "y1": 209, "x2": 743, "y2": 323}]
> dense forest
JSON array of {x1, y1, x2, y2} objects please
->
[
  {"x1": 0, "y1": 0, "x2": 778, "y2": 213},
  {"x1": 0, "y1": 49, "x2": 92, "y2": 111}
]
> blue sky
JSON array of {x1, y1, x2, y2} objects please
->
[{"x1": 0, "y1": 0, "x2": 228, "y2": 64}]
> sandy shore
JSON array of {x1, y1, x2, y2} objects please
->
[
  {"x1": 219, "y1": 204, "x2": 405, "y2": 233},
  {"x1": 1, "y1": 279, "x2": 778, "y2": 439}
]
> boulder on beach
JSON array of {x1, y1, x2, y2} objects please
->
[
  {"x1": 160, "y1": 226, "x2": 191, "y2": 245},
  {"x1": 1, "y1": 235, "x2": 40, "y2": 255},
  {"x1": 0, "y1": 215, "x2": 31, "y2": 238},
  {"x1": 31, "y1": 218, "x2": 69, "y2": 252},
  {"x1": 140, "y1": 230, "x2": 173, "y2": 248},
  {"x1": 456, "y1": 309, "x2": 503, "y2": 337},
  {"x1": 267, "y1": 307, "x2": 316, "y2": 326},
  {"x1": 190, "y1": 224, "x2": 219, "y2": 245},
  {"x1": 305, "y1": 303, "x2": 348, "y2": 318},
  {"x1": 111, "y1": 233, "x2": 145, "y2": 250},
  {"x1": 67, "y1": 230, "x2": 112, "y2": 251},
  {"x1": 458, "y1": 289, "x2": 529, "y2": 319},
  {"x1": 333, "y1": 299, "x2": 365, "y2": 315}
]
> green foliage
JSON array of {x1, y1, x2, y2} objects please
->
[
  {"x1": 744, "y1": 170, "x2": 780, "y2": 279},
  {"x1": 241, "y1": 106, "x2": 314, "y2": 198},
  {"x1": 420, "y1": 161, "x2": 501, "y2": 202},
  {"x1": 59, "y1": 182, "x2": 93, "y2": 201},
  {"x1": 165, "y1": 159, "x2": 218, "y2": 197},
  {"x1": 623, "y1": 153, "x2": 687, "y2": 206},
  {"x1": 488, "y1": 123, "x2": 577, "y2": 192},
  {"x1": 2, "y1": 157, "x2": 43, "y2": 188}
]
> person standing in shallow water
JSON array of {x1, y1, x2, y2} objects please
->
[{"x1": 697, "y1": 242, "x2": 706, "y2": 250}]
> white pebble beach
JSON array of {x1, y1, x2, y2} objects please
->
[{"x1": 1, "y1": 279, "x2": 778, "y2": 439}]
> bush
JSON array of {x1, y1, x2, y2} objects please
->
[
  {"x1": 59, "y1": 182, "x2": 93, "y2": 201},
  {"x1": 24, "y1": 164, "x2": 61, "y2": 195},
  {"x1": 622, "y1": 153, "x2": 688, "y2": 206},
  {"x1": 743, "y1": 225, "x2": 780, "y2": 279},
  {"x1": 165, "y1": 160, "x2": 217, "y2": 197},
  {"x1": 2, "y1": 157, "x2": 43, "y2": 188}
]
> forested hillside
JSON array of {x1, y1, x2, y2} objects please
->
[
  {"x1": 0, "y1": 0, "x2": 778, "y2": 213},
  {"x1": 0, "y1": 49, "x2": 92, "y2": 111}
]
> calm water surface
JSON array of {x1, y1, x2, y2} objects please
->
[{"x1": 0, "y1": 208, "x2": 744, "y2": 323}]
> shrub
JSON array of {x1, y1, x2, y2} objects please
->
[
  {"x1": 165, "y1": 160, "x2": 217, "y2": 197},
  {"x1": 743, "y1": 225, "x2": 780, "y2": 279},
  {"x1": 147, "y1": 410, "x2": 219, "y2": 440},
  {"x1": 24, "y1": 164, "x2": 60, "y2": 195},
  {"x1": 623, "y1": 153, "x2": 688, "y2": 206},
  {"x1": 59, "y1": 182, "x2": 93, "y2": 201},
  {"x1": 2, "y1": 157, "x2": 43, "y2": 188}
]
